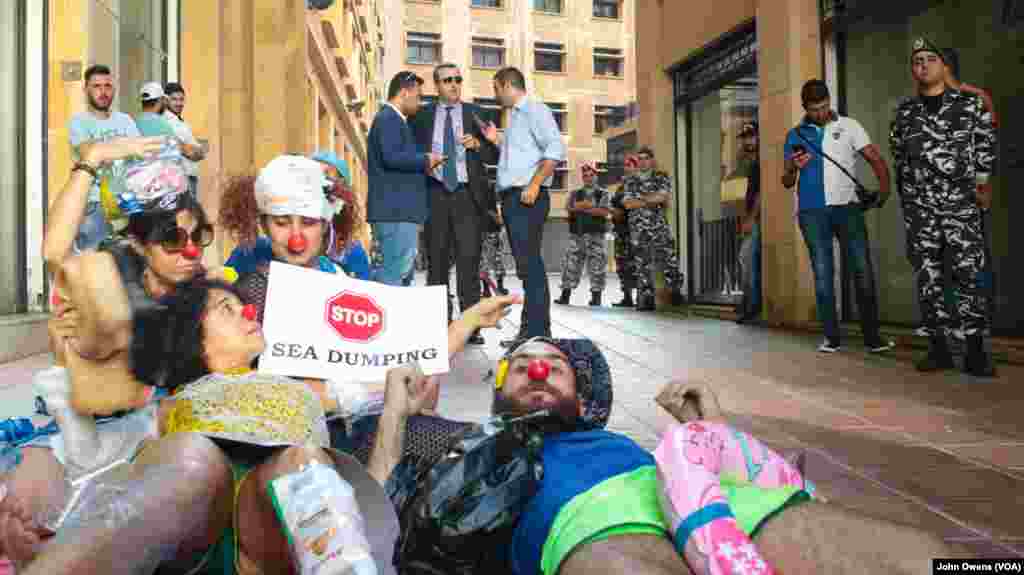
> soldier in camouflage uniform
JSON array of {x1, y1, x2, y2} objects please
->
[
  {"x1": 555, "y1": 163, "x2": 611, "y2": 306},
  {"x1": 889, "y1": 37, "x2": 997, "y2": 376},
  {"x1": 610, "y1": 153, "x2": 638, "y2": 307},
  {"x1": 621, "y1": 147, "x2": 684, "y2": 311}
]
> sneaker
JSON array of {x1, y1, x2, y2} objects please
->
[
  {"x1": 867, "y1": 340, "x2": 895, "y2": 354},
  {"x1": 817, "y1": 340, "x2": 840, "y2": 353}
]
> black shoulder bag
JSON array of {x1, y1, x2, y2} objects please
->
[{"x1": 793, "y1": 128, "x2": 884, "y2": 210}]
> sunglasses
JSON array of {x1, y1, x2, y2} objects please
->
[
  {"x1": 441, "y1": 76, "x2": 463, "y2": 85},
  {"x1": 151, "y1": 224, "x2": 214, "y2": 252}
]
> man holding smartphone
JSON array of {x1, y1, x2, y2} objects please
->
[
  {"x1": 782, "y1": 79, "x2": 893, "y2": 354},
  {"x1": 412, "y1": 63, "x2": 499, "y2": 343}
]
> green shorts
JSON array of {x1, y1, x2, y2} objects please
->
[{"x1": 540, "y1": 465, "x2": 809, "y2": 575}]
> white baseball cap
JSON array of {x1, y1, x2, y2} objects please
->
[
  {"x1": 254, "y1": 155, "x2": 344, "y2": 220},
  {"x1": 139, "y1": 82, "x2": 165, "y2": 101}
]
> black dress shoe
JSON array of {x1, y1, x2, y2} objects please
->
[{"x1": 467, "y1": 331, "x2": 485, "y2": 346}]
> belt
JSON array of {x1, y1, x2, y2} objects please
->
[{"x1": 500, "y1": 186, "x2": 549, "y2": 195}]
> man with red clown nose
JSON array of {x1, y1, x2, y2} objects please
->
[{"x1": 374, "y1": 337, "x2": 961, "y2": 575}]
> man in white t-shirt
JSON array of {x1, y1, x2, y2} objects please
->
[
  {"x1": 782, "y1": 79, "x2": 893, "y2": 354},
  {"x1": 67, "y1": 64, "x2": 141, "y2": 252},
  {"x1": 162, "y1": 82, "x2": 206, "y2": 199}
]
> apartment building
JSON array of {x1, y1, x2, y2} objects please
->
[
  {"x1": 0, "y1": 0, "x2": 386, "y2": 362},
  {"x1": 381, "y1": 0, "x2": 636, "y2": 267}
]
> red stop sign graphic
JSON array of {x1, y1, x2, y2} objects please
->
[{"x1": 325, "y1": 291, "x2": 385, "y2": 342}]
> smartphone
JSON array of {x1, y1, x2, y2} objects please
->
[{"x1": 792, "y1": 144, "x2": 807, "y2": 155}]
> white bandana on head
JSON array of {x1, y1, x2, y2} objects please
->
[{"x1": 254, "y1": 155, "x2": 345, "y2": 221}]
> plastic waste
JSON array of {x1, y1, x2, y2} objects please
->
[
  {"x1": 268, "y1": 460, "x2": 377, "y2": 575},
  {"x1": 392, "y1": 410, "x2": 557, "y2": 575}
]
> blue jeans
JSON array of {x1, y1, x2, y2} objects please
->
[
  {"x1": 501, "y1": 187, "x2": 551, "y2": 338},
  {"x1": 370, "y1": 222, "x2": 419, "y2": 286},
  {"x1": 797, "y1": 205, "x2": 882, "y2": 346},
  {"x1": 73, "y1": 201, "x2": 113, "y2": 253},
  {"x1": 739, "y1": 221, "x2": 762, "y2": 317}
]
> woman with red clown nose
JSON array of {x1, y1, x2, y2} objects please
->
[{"x1": 0, "y1": 137, "x2": 215, "y2": 569}]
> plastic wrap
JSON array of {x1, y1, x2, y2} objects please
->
[
  {"x1": 268, "y1": 461, "x2": 377, "y2": 575},
  {"x1": 101, "y1": 138, "x2": 189, "y2": 228},
  {"x1": 45, "y1": 459, "x2": 216, "y2": 575},
  {"x1": 165, "y1": 372, "x2": 329, "y2": 448},
  {"x1": 326, "y1": 380, "x2": 384, "y2": 421}
]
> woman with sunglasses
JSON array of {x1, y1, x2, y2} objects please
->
[
  {"x1": 0, "y1": 137, "x2": 215, "y2": 568},
  {"x1": 14, "y1": 278, "x2": 400, "y2": 575}
]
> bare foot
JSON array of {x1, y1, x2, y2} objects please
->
[
  {"x1": 0, "y1": 496, "x2": 52, "y2": 567},
  {"x1": 655, "y1": 379, "x2": 724, "y2": 423}
]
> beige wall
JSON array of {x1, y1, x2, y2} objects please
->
[
  {"x1": 636, "y1": 0, "x2": 821, "y2": 324},
  {"x1": 385, "y1": 0, "x2": 636, "y2": 217}
]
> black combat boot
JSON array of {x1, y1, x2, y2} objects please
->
[
  {"x1": 555, "y1": 289, "x2": 572, "y2": 305},
  {"x1": 670, "y1": 289, "x2": 685, "y2": 306},
  {"x1": 496, "y1": 275, "x2": 509, "y2": 295},
  {"x1": 481, "y1": 278, "x2": 492, "y2": 298},
  {"x1": 613, "y1": 289, "x2": 634, "y2": 308},
  {"x1": 636, "y1": 292, "x2": 656, "y2": 312},
  {"x1": 589, "y1": 291, "x2": 602, "y2": 307},
  {"x1": 963, "y1": 334, "x2": 996, "y2": 377},
  {"x1": 915, "y1": 335, "x2": 955, "y2": 372}
]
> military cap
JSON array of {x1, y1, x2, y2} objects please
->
[{"x1": 911, "y1": 36, "x2": 944, "y2": 61}]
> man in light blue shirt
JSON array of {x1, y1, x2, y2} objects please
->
[
  {"x1": 479, "y1": 67, "x2": 566, "y2": 345},
  {"x1": 67, "y1": 64, "x2": 141, "y2": 252}
]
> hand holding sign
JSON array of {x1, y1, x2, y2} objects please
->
[{"x1": 383, "y1": 363, "x2": 440, "y2": 418}]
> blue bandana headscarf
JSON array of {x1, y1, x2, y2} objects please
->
[{"x1": 493, "y1": 337, "x2": 613, "y2": 430}]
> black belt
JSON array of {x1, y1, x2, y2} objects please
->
[{"x1": 500, "y1": 186, "x2": 549, "y2": 195}]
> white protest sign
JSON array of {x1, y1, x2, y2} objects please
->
[{"x1": 258, "y1": 261, "x2": 449, "y2": 382}]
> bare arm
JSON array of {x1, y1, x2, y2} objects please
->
[
  {"x1": 366, "y1": 365, "x2": 438, "y2": 484},
  {"x1": 858, "y1": 144, "x2": 891, "y2": 198},
  {"x1": 529, "y1": 159, "x2": 558, "y2": 190}
]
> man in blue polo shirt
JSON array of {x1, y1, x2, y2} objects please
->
[{"x1": 782, "y1": 80, "x2": 893, "y2": 354}]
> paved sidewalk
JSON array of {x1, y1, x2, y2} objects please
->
[{"x1": 2, "y1": 273, "x2": 1021, "y2": 559}]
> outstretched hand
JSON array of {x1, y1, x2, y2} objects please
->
[{"x1": 462, "y1": 294, "x2": 521, "y2": 329}]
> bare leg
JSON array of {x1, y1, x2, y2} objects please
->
[
  {"x1": 754, "y1": 501, "x2": 962, "y2": 574},
  {"x1": 236, "y1": 444, "x2": 336, "y2": 574},
  {"x1": 0, "y1": 448, "x2": 68, "y2": 567},
  {"x1": 559, "y1": 534, "x2": 693, "y2": 575},
  {"x1": 21, "y1": 433, "x2": 233, "y2": 575}
]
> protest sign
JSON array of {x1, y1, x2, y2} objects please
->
[{"x1": 258, "y1": 261, "x2": 449, "y2": 382}]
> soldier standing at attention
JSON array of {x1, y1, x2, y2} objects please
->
[
  {"x1": 610, "y1": 152, "x2": 638, "y2": 308},
  {"x1": 555, "y1": 163, "x2": 612, "y2": 307},
  {"x1": 890, "y1": 37, "x2": 997, "y2": 376},
  {"x1": 621, "y1": 147, "x2": 684, "y2": 311}
]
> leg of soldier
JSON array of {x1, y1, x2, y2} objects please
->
[
  {"x1": 903, "y1": 201, "x2": 950, "y2": 339},
  {"x1": 902, "y1": 199, "x2": 956, "y2": 369},
  {"x1": 752, "y1": 500, "x2": 959, "y2": 574},
  {"x1": 632, "y1": 223, "x2": 655, "y2": 308},
  {"x1": 945, "y1": 197, "x2": 995, "y2": 375},
  {"x1": 586, "y1": 234, "x2": 607, "y2": 297},
  {"x1": 614, "y1": 236, "x2": 635, "y2": 306},
  {"x1": 560, "y1": 235, "x2": 585, "y2": 293},
  {"x1": 651, "y1": 220, "x2": 684, "y2": 296}
]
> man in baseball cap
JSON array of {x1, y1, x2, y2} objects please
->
[{"x1": 134, "y1": 81, "x2": 175, "y2": 138}]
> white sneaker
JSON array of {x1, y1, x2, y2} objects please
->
[
  {"x1": 818, "y1": 340, "x2": 840, "y2": 353},
  {"x1": 867, "y1": 340, "x2": 895, "y2": 354}
]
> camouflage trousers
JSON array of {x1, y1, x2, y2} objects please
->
[
  {"x1": 560, "y1": 233, "x2": 607, "y2": 292},
  {"x1": 479, "y1": 230, "x2": 507, "y2": 278},
  {"x1": 613, "y1": 230, "x2": 636, "y2": 291},
  {"x1": 630, "y1": 217, "x2": 683, "y2": 297},
  {"x1": 903, "y1": 193, "x2": 987, "y2": 338}
]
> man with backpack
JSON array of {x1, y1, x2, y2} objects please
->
[{"x1": 782, "y1": 79, "x2": 894, "y2": 355}]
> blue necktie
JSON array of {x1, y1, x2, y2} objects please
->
[{"x1": 443, "y1": 106, "x2": 458, "y2": 192}]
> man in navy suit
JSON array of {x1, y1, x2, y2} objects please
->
[
  {"x1": 412, "y1": 63, "x2": 500, "y2": 344},
  {"x1": 367, "y1": 71, "x2": 445, "y2": 285}
]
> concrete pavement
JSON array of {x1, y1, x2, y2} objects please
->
[{"x1": 2, "y1": 274, "x2": 1021, "y2": 560}]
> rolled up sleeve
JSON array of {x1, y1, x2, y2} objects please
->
[{"x1": 533, "y1": 104, "x2": 566, "y2": 162}]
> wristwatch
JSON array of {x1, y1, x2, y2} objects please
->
[{"x1": 72, "y1": 161, "x2": 99, "y2": 179}]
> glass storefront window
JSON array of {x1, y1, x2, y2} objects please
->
[
  {"x1": 0, "y1": 1, "x2": 25, "y2": 315},
  {"x1": 689, "y1": 78, "x2": 758, "y2": 304}
]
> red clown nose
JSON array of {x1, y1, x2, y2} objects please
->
[
  {"x1": 241, "y1": 304, "x2": 258, "y2": 321},
  {"x1": 182, "y1": 243, "x2": 201, "y2": 260},
  {"x1": 287, "y1": 234, "x2": 308, "y2": 254},
  {"x1": 527, "y1": 359, "x2": 550, "y2": 381}
]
